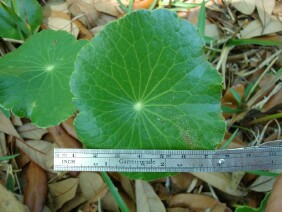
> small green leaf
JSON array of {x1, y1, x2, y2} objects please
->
[
  {"x1": 0, "y1": 30, "x2": 88, "y2": 127},
  {"x1": 71, "y1": 9, "x2": 225, "y2": 180},
  {"x1": 0, "y1": 0, "x2": 43, "y2": 40},
  {"x1": 235, "y1": 192, "x2": 271, "y2": 212},
  {"x1": 229, "y1": 88, "x2": 242, "y2": 106}
]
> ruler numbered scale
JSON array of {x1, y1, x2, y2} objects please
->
[{"x1": 54, "y1": 142, "x2": 282, "y2": 172}]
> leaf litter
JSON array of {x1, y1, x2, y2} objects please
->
[{"x1": 0, "y1": 0, "x2": 282, "y2": 211}]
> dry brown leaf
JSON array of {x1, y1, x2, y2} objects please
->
[
  {"x1": 67, "y1": 0, "x2": 100, "y2": 28},
  {"x1": 135, "y1": 180, "x2": 166, "y2": 212},
  {"x1": 120, "y1": 191, "x2": 136, "y2": 212},
  {"x1": 273, "y1": 0, "x2": 282, "y2": 16},
  {"x1": 101, "y1": 191, "x2": 119, "y2": 211},
  {"x1": 230, "y1": 0, "x2": 256, "y2": 15},
  {"x1": 61, "y1": 116, "x2": 78, "y2": 140},
  {"x1": 44, "y1": 8, "x2": 93, "y2": 40},
  {"x1": 167, "y1": 207, "x2": 191, "y2": 212},
  {"x1": 0, "y1": 111, "x2": 21, "y2": 139},
  {"x1": 17, "y1": 123, "x2": 47, "y2": 140},
  {"x1": 170, "y1": 173, "x2": 196, "y2": 193},
  {"x1": 79, "y1": 172, "x2": 106, "y2": 200},
  {"x1": 110, "y1": 172, "x2": 135, "y2": 201},
  {"x1": 256, "y1": 0, "x2": 275, "y2": 28},
  {"x1": 265, "y1": 174, "x2": 282, "y2": 211},
  {"x1": 0, "y1": 183, "x2": 26, "y2": 211},
  {"x1": 15, "y1": 139, "x2": 53, "y2": 171},
  {"x1": 61, "y1": 193, "x2": 87, "y2": 211},
  {"x1": 48, "y1": 178, "x2": 79, "y2": 210},
  {"x1": 94, "y1": 0, "x2": 121, "y2": 17},
  {"x1": 240, "y1": 17, "x2": 282, "y2": 38},
  {"x1": 0, "y1": 131, "x2": 7, "y2": 157},
  {"x1": 10, "y1": 114, "x2": 22, "y2": 126},
  {"x1": 48, "y1": 125, "x2": 82, "y2": 149},
  {"x1": 43, "y1": 0, "x2": 80, "y2": 37},
  {"x1": 250, "y1": 173, "x2": 278, "y2": 192},
  {"x1": 205, "y1": 23, "x2": 220, "y2": 40},
  {"x1": 262, "y1": 87, "x2": 282, "y2": 112},
  {"x1": 168, "y1": 193, "x2": 227, "y2": 211},
  {"x1": 192, "y1": 173, "x2": 247, "y2": 196},
  {"x1": 24, "y1": 161, "x2": 48, "y2": 212}
]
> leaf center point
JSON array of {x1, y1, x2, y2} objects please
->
[
  {"x1": 46, "y1": 65, "x2": 55, "y2": 72},
  {"x1": 134, "y1": 101, "x2": 143, "y2": 111}
]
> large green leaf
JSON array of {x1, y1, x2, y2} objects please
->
[
  {"x1": 71, "y1": 9, "x2": 225, "y2": 180},
  {"x1": 0, "y1": 0, "x2": 42, "y2": 40},
  {"x1": 0, "y1": 30, "x2": 87, "y2": 127}
]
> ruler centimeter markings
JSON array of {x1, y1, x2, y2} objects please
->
[{"x1": 54, "y1": 146, "x2": 282, "y2": 172}]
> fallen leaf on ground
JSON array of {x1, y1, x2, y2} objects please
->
[
  {"x1": 250, "y1": 173, "x2": 278, "y2": 192},
  {"x1": 24, "y1": 161, "x2": 48, "y2": 212},
  {"x1": 48, "y1": 178, "x2": 79, "y2": 210},
  {"x1": 17, "y1": 123, "x2": 47, "y2": 140},
  {"x1": 230, "y1": 0, "x2": 256, "y2": 15},
  {"x1": 79, "y1": 172, "x2": 105, "y2": 200},
  {"x1": 61, "y1": 116, "x2": 78, "y2": 140},
  {"x1": 192, "y1": 173, "x2": 247, "y2": 196},
  {"x1": 0, "y1": 131, "x2": 7, "y2": 156},
  {"x1": 266, "y1": 175, "x2": 282, "y2": 211},
  {"x1": 94, "y1": 0, "x2": 122, "y2": 17},
  {"x1": 240, "y1": 17, "x2": 282, "y2": 38},
  {"x1": 43, "y1": 0, "x2": 80, "y2": 37},
  {"x1": 110, "y1": 172, "x2": 135, "y2": 201},
  {"x1": 0, "y1": 111, "x2": 21, "y2": 139},
  {"x1": 256, "y1": 0, "x2": 275, "y2": 27},
  {"x1": 60, "y1": 192, "x2": 86, "y2": 211},
  {"x1": 0, "y1": 183, "x2": 26, "y2": 211},
  {"x1": 168, "y1": 193, "x2": 228, "y2": 211},
  {"x1": 48, "y1": 126, "x2": 82, "y2": 149},
  {"x1": 10, "y1": 115, "x2": 22, "y2": 126},
  {"x1": 261, "y1": 84, "x2": 282, "y2": 112},
  {"x1": 15, "y1": 139, "x2": 53, "y2": 171},
  {"x1": 67, "y1": 0, "x2": 100, "y2": 27},
  {"x1": 170, "y1": 173, "x2": 196, "y2": 193},
  {"x1": 135, "y1": 180, "x2": 166, "y2": 212}
]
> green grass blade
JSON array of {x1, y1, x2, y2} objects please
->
[
  {"x1": 220, "y1": 129, "x2": 238, "y2": 149},
  {"x1": 0, "y1": 154, "x2": 19, "y2": 161},
  {"x1": 148, "y1": 0, "x2": 158, "y2": 10},
  {"x1": 198, "y1": 0, "x2": 206, "y2": 38},
  {"x1": 221, "y1": 105, "x2": 243, "y2": 113},
  {"x1": 247, "y1": 170, "x2": 280, "y2": 177},
  {"x1": 101, "y1": 172, "x2": 129, "y2": 212},
  {"x1": 228, "y1": 38, "x2": 282, "y2": 46},
  {"x1": 115, "y1": 0, "x2": 129, "y2": 13},
  {"x1": 171, "y1": 2, "x2": 201, "y2": 8}
]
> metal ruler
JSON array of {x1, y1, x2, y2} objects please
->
[{"x1": 54, "y1": 141, "x2": 282, "y2": 172}]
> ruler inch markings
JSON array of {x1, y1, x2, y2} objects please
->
[{"x1": 53, "y1": 147, "x2": 282, "y2": 172}]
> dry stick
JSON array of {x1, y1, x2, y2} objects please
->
[
  {"x1": 226, "y1": 49, "x2": 258, "y2": 61},
  {"x1": 246, "y1": 59, "x2": 281, "y2": 105},
  {"x1": 238, "y1": 48, "x2": 282, "y2": 77},
  {"x1": 248, "y1": 113, "x2": 282, "y2": 125},
  {"x1": 216, "y1": 45, "x2": 233, "y2": 89}
]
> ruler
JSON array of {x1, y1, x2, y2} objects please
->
[{"x1": 54, "y1": 141, "x2": 282, "y2": 172}]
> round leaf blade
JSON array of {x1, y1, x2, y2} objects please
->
[
  {"x1": 0, "y1": 30, "x2": 88, "y2": 127},
  {"x1": 71, "y1": 9, "x2": 225, "y2": 180}
]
